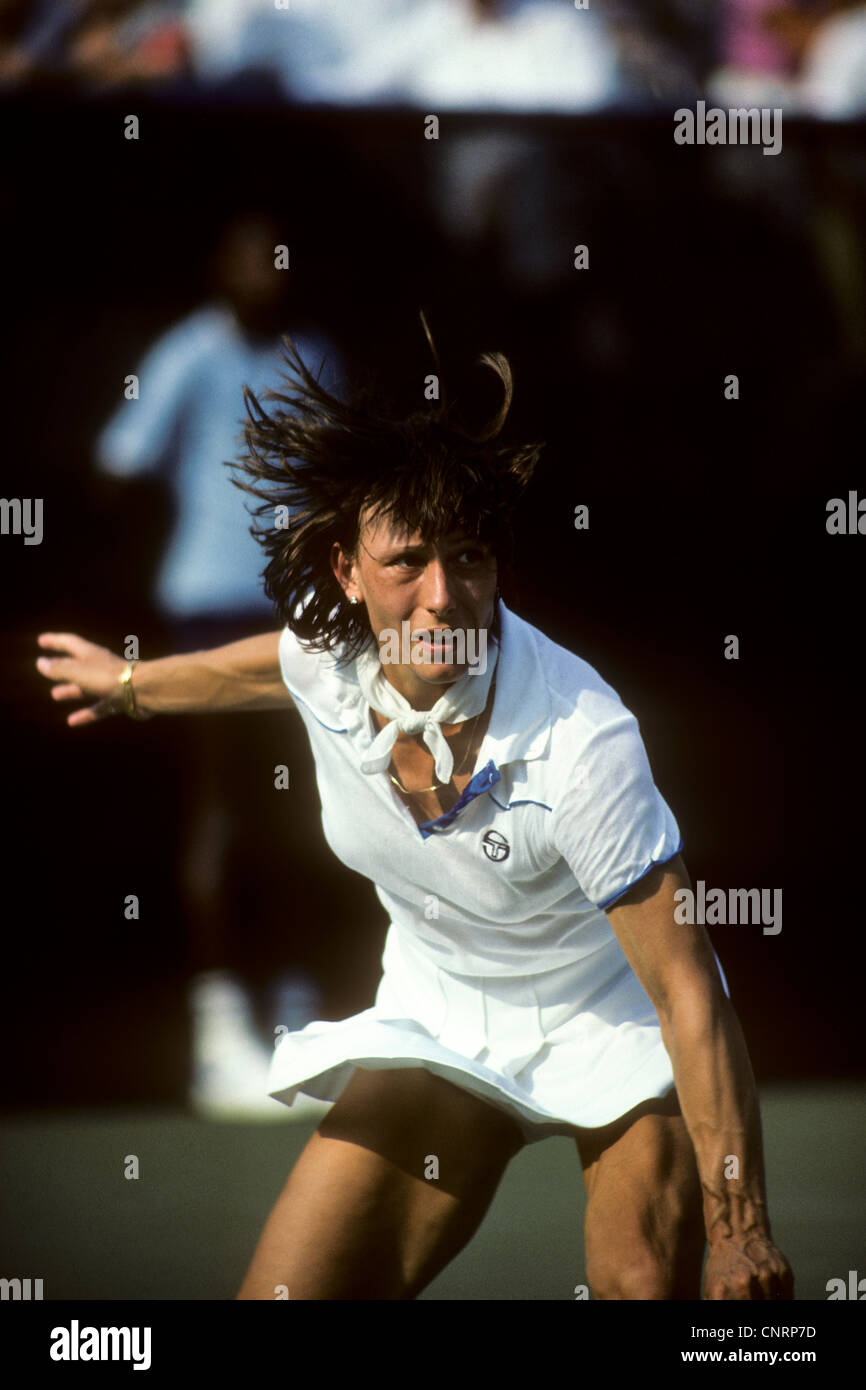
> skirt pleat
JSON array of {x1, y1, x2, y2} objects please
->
[{"x1": 267, "y1": 924, "x2": 694, "y2": 1142}]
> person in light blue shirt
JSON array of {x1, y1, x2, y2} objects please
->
[
  {"x1": 96, "y1": 217, "x2": 340, "y2": 623},
  {"x1": 95, "y1": 212, "x2": 344, "y2": 1120}
]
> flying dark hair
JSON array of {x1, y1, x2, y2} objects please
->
[{"x1": 231, "y1": 323, "x2": 544, "y2": 663}]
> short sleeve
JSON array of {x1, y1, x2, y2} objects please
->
[
  {"x1": 550, "y1": 710, "x2": 682, "y2": 911},
  {"x1": 277, "y1": 624, "x2": 354, "y2": 731},
  {"x1": 278, "y1": 625, "x2": 317, "y2": 695}
]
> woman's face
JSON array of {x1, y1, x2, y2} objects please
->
[{"x1": 332, "y1": 509, "x2": 498, "y2": 708}]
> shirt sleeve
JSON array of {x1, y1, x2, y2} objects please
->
[
  {"x1": 277, "y1": 624, "x2": 328, "y2": 705},
  {"x1": 549, "y1": 709, "x2": 682, "y2": 911},
  {"x1": 278, "y1": 624, "x2": 306, "y2": 691}
]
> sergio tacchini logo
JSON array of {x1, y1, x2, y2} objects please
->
[{"x1": 482, "y1": 830, "x2": 510, "y2": 862}]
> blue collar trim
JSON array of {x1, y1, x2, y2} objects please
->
[{"x1": 417, "y1": 760, "x2": 501, "y2": 839}]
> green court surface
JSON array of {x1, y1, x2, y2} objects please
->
[{"x1": 0, "y1": 1085, "x2": 862, "y2": 1300}]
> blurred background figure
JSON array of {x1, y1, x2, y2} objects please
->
[
  {"x1": 0, "y1": 0, "x2": 34, "y2": 83},
  {"x1": 794, "y1": 0, "x2": 866, "y2": 116},
  {"x1": 709, "y1": 0, "x2": 866, "y2": 114},
  {"x1": 0, "y1": 0, "x2": 191, "y2": 89},
  {"x1": 6, "y1": 0, "x2": 866, "y2": 115},
  {"x1": 189, "y1": 0, "x2": 625, "y2": 308},
  {"x1": 588, "y1": 0, "x2": 715, "y2": 107},
  {"x1": 96, "y1": 211, "x2": 343, "y2": 1119},
  {"x1": 709, "y1": 0, "x2": 802, "y2": 105},
  {"x1": 792, "y1": 3, "x2": 866, "y2": 362},
  {"x1": 185, "y1": 0, "x2": 714, "y2": 111},
  {"x1": 363, "y1": 0, "x2": 624, "y2": 298},
  {"x1": 186, "y1": 0, "x2": 394, "y2": 99},
  {"x1": 707, "y1": 2, "x2": 866, "y2": 367}
]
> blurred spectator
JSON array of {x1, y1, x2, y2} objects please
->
[
  {"x1": 722, "y1": 0, "x2": 797, "y2": 77},
  {"x1": 187, "y1": 0, "x2": 722, "y2": 112},
  {"x1": 0, "y1": 0, "x2": 32, "y2": 80},
  {"x1": 185, "y1": 2, "x2": 723, "y2": 296},
  {"x1": 344, "y1": 0, "x2": 620, "y2": 111},
  {"x1": 710, "y1": 0, "x2": 866, "y2": 113},
  {"x1": 96, "y1": 212, "x2": 344, "y2": 1118},
  {"x1": 187, "y1": 0, "x2": 396, "y2": 97},
  {"x1": 389, "y1": 1, "x2": 622, "y2": 293},
  {"x1": 707, "y1": 4, "x2": 866, "y2": 367},
  {"x1": 96, "y1": 215, "x2": 311, "y2": 626},
  {"x1": 192, "y1": 0, "x2": 623, "y2": 293},
  {"x1": 187, "y1": 0, "x2": 619, "y2": 108},
  {"x1": 604, "y1": 0, "x2": 715, "y2": 106},
  {"x1": 797, "y1": 1, "x2": 866, "y2": 115},
  {"x1": 0, "y1": 0, "x2": 191, "y2": 88}
]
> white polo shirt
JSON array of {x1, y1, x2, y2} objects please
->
[{"x1": 278, "y1": 600, "x2": 682, "y2": 980}]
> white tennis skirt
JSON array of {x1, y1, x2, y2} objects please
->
[{"x1": 267, "y1": 925, "x2": 721, "y2": 1144}]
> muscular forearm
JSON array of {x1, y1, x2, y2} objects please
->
[
  {"x1": 132, "y1": 631, "x2": 290, "y2": 715},
  {"x1": 604, "y1": 860, "x2": 792, "y2": 1297},
  {"x1": 659, "y1": 993, "x2": 771, "y2": 1248}
]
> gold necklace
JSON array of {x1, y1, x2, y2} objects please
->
[{"x1": 387, "y1": 710, "x2": 482, "y2": 796}]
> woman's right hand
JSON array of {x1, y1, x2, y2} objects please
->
[{"x1": 36, "y1": 632, "x2": 129, "y2": 727}]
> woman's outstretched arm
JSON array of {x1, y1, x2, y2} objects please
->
[{"x1": 36, "y1": 630, "x2": 291, "y2": 726}]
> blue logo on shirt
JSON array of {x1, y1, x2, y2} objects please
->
[{"x1": 482, "y1": 830, "x2": 510, "y2": 862}]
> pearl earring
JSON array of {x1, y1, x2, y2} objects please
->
[{"x1": 349, "y1": 596, "x2": 359, "y2": 605}]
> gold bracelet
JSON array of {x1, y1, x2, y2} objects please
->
[{"x1": 119, "y1": 660, "x2": 152, "y2": 721}]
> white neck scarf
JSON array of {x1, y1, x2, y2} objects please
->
[{"x1": 356, "y1": 639, "x2": 499, "y2": 784}]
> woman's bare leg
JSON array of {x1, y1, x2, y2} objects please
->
[
  {"x1": 576, "y1": 1090, "x2": 706, "y2": 1299},
  {"x1": 237, "y1": 1066, "x2": 524, "y2": 1299}
]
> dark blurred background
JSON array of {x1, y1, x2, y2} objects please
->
[{"x1": 1, "y1": 0, "x2": 864, "y2": 1114}]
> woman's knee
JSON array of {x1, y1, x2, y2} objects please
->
[
  {"x1": 586, "y1": 1195, "x2": 705, "y2": 1300},
  {"x1": 588, "y1": 1248, "x2": 682, "y2": 1300}
]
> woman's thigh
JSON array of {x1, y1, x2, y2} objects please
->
[
  {"x1": 574, "y1": 1089, "x2": 706, "y2": 1300},
  {"x1": 237, "y1": 1066, "x2": 525, "y2": 1300}
]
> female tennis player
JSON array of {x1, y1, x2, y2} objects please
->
[{"x1": 36, "y1": 335, "x2": 793, "y2": 1301}]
